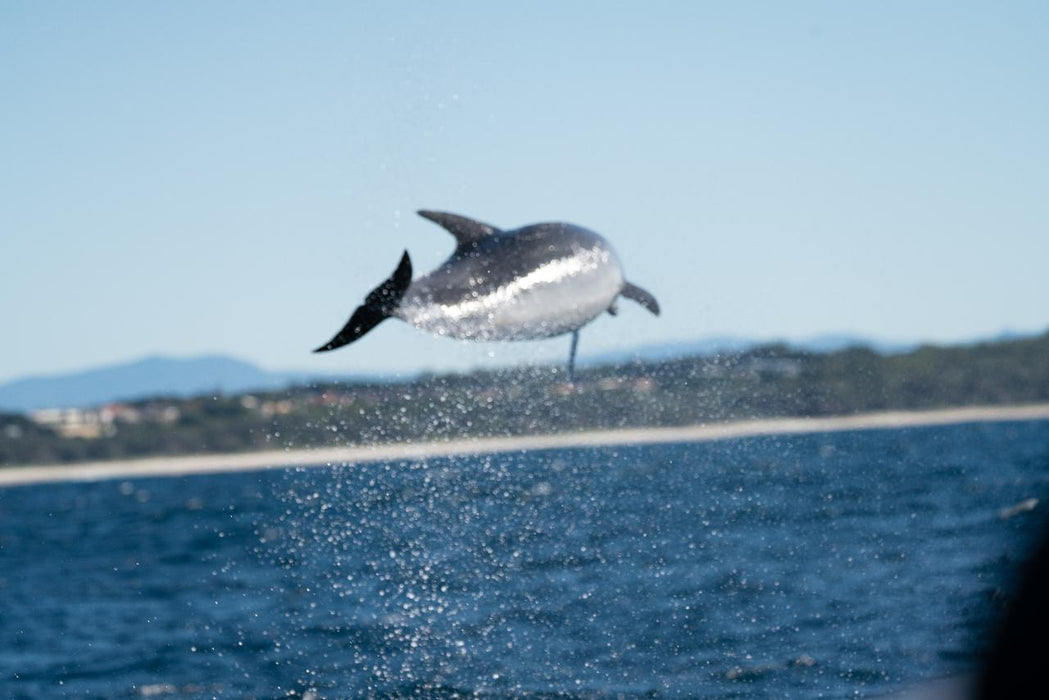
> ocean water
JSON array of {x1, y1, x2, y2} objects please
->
[{"x1": 2, "y1": 420, "x2": 1049, "y2": 698}]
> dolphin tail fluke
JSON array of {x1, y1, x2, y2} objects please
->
[
  {"x1": 621, "y1": 282, "x2": 660, "y2": 316},
  {"x1": 313, "y1": 251, "x2": 413, "y2": 353}
]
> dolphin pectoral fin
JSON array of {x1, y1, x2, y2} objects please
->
[
  {"x1": 313, "y1": 251, "x2": 413, "y2": 353},
  {"x1": 417, "y1": 210, "x2": 500, "y2": 249},
  {"x1": 621, "y1": 282, "x2": 660, "y2": 316}
]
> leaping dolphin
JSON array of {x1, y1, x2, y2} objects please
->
[{"x1": 314, "y1": 210, "x2": 659, "y2": 381}]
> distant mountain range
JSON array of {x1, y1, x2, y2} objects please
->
[
  {"x1": 0, "y1": 356, "x2": 345, "y2": 413},
  {"x1": 0, "y1": 331, "x2": 1035, "y2": 412}
]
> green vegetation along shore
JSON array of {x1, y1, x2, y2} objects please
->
[{"x1": 2, "y1": 332, "x2": 1048, "y2": 468}]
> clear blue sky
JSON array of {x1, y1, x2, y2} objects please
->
[{"x1": 2, "y1": 2, "x2": 1047, "y2": 382}]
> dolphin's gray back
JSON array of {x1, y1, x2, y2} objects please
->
[{"x1": 396, "y1": 223, "x2": 625, "y2": 341}]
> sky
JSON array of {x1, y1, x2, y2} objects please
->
[{"x1": 2, "y1": 1, "x2": 1047, "y2": 383}]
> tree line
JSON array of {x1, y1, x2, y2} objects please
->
[{"x1": 2, "y1": 331, "x2": 1047, "y2": 467}]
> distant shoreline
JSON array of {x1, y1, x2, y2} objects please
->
[{"x1": 3, "y1": 403, "x2": 1049, "y2": 488}]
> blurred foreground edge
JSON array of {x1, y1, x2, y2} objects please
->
[
  {"x1": 894, "y1": 511, "x2": 1049, "y2": 699},
  {"x1": 976, "y1": 512, "x2": 1049, "y2": 698}
]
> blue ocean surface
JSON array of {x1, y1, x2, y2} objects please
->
[{"x1": 3, "y1": 420, "x2": 1049, "y2": 698}]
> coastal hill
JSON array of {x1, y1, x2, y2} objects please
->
[
  {"x1": 0, "y1": 334, "x2": 922, "y2": 413},
  {"x1": 0, "y1": 356, "x2": 371, "y2": 413},
  {"x1": 1, "y1": 329, "x2": 1047, "y2": 468}
]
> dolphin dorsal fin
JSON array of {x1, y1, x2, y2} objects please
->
[{"x1": 417, "y1": 210, "x2": 500, "y2": 248}]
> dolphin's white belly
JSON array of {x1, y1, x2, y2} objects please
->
[{"x1": 396, "y1": 243, "x2": 624, "y2": 341}]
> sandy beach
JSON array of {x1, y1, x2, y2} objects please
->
[{"x1": 3, "y1": 403, "x2": 1049, "y2": 488}]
